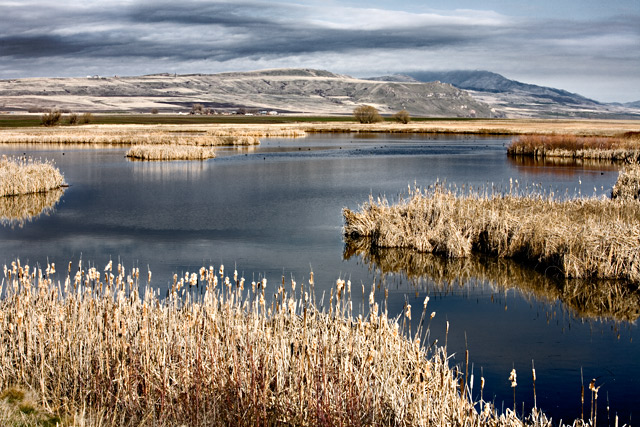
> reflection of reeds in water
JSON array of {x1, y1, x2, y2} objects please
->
[
  {"x1": 0, "y1": 259, "x2": 556, "y2": 426},
  {"x1": 343, "y1": 184, "x2": 640, "y2": 283},
  {"x1": 344, "y1": 240, "x2": 640, "y2": 322},
  {"x1": 507, "y1": 155, "x2": 620, "y2": 177},
  {"x1": 0, "y1": 188, "x2": 64, "y2": 228},
  {"x1": 126, "y1": 144, "x2": 216, "y2": 160},
  {"x1": 0, "y1": 155, "x2": 66, "y2": 197}
]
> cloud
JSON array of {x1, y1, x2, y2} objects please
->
[{"x1": 0, "y1": 0, "x2": 638, "y2": 101}]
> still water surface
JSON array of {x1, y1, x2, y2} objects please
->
[{"x1": 1, "y1": 134, "x2": 636, "y2": 424}]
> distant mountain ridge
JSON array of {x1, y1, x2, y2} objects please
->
[
  {"x1": 365, "y1": 70, "x2": 639, "y2": 119},
  {"x1": 0, "y1": 68, "x2": 493, "y2": 117}
]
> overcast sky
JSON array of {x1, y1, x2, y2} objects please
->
[{"x1": 1, "y1": 0, "x2": 638, "y2": 102}]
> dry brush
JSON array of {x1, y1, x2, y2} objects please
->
[{"x1": 0, "y1": 155, "x2": 66, "y2": 197}]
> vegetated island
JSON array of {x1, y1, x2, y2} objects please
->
[
  {"x1": 0, "y1": 155, "x2": 66, "y2": 197},
  {"x1": 343, "y1": 164, "x2": 640, "y2": 283},
  {"x1": 1, "y1": 259, "x2": 591, "y2": 426},
  {"x1": 126, "y1": 144, "x2": 216, "y2": 161}
]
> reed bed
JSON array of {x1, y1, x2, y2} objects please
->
[
  {"x1": 126, "y1": 145, "x2": 216, "y2": 161},
  {"x1": 0, "y1": 155, "x2": 66, "y2": 197},
  {"x1": 343, "y1": 183, "x2": 640, "y2": 283},
  {"x1": 0, "y1": 259, "x2": 573, "y2": 426},
  {"x1": 507, "y1": 134, "x2": 640, "y2": 161},
  {"x1": 344, "y1": 243, "x2": 640, "y2": 323},
  {"x1": 0, "y1": 188, "x2": 65, "y2": 228},
  {"x1": 612, "y1": 162, "x2": 640, "y2": 200}
]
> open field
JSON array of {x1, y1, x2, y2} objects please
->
[
  {"x1": 126, "y1": 145, "x2": 216, "y2": 161},
  {"x1": 343, "y1": 173, "x2": 640, "y2": 283},
  {"x1": 0, "y1": 155, "x2": 66, "y2": 197},
  {"x1": 0, "y1": 259, "x2": 578, "y2": 426}
]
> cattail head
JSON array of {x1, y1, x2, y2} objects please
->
[
  {"x1": 405, "y1": 304, "x2": 412, "y2": 320},
  {"x1": 509, "y1": 368, "x2": 517, "y2": 388},
  {"x1": 423, "y1": 296, "x2": 429, "y2": 308}
]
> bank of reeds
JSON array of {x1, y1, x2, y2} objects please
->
[
  {"x1": 0, "y1": 259, "x2": 571, "y2": 426},
  {"x1": 507, "y1": 133, "x2": 640, "y2": 161},
  {"x1": 0, "y1": 188, "x2": 65, "y2": 228},
  {"x1": 344, "y1": 243, "x2": 640, "y2": 323},
  {"x1": 126, "y1": 145, "x2": 216, "y2": 161},
  {"x1": 0, "y1": 125, "x2": 307, "y2": 146},
  {"x1": 343, "y1": 183, "x2": 640, "y2": 283},
  {"x1": 0, "y1": 155, "x2": 66, "y2": 197},
  {"x1": 612, "y1": 162, "x2": 640, "y2": 200}
]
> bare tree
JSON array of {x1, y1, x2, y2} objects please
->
[
  {"x1": 353, "y1": 105, "x2": 383, "y2": 124},
  {"x1": 392, "y1": 109, "x2": 411, "y2": 124}
]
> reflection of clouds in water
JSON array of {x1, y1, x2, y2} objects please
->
[
  {"x1": 0, "y1": 188, "x2": 65, "y2": 228},
  {"x1": 344, "y1": 239, "x2": 640, "y2": 323},
  {"x1": 129, "y1": 158, "x2": 212, "y2": 181}
]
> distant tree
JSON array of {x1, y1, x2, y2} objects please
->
[
  {"x1": 392, "y1": 109, "x2": 411, "y2": 124},
  {"x1": 191, "y1": 103, "x2": 205, "y2": 115},
  {"x1": 41, "y1": 109, "x2": 62, "y2": 126},
  {"x1": 67, "y1": 113, "x2": 79, "y2": 125},
  {"x1": 353, "y1": 105, "x2": 383, "y2": 124},
  {"x1": 81, "y1": 112, "x2": 93, "y2": 124},
  {"x1": 151, "y1": 108, "x2": 159, "y2": 115}
]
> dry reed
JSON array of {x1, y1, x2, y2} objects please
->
[
  {"x1": 343, "y1": 183, "x2": 640, "y2": 283},
  {"x1": 0, "y1": 188, "x2": 65, "y2": 228},
  {"x1": 507, "y1": 134, "x2": 640, "y2": 161},
  {"x1": 0, "y1": 155, "x2": 66, "y2": 197},
  {"x1": 612, "y1": 162, "x2": 640, "y2": 200},
  {"x1": 0, "y1": 259, "x2": 573, "y2": 426},
  {"x1": 126, "y1": 145, "x2": 216, "y2": 161}
]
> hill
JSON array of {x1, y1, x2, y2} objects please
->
[{"x1": 0, "y1": 69, "x2": 493, "y2": 118}]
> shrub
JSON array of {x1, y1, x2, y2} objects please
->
[
  {"x1": 353, "y1": 105, "x2": 383, "y2": 124},
  {"x1": 151, "y1": 108, "x2": 159, "y2": 114},
  {"x1": 393, "y1": 109, "x2": 411, "y2": 124},
  {"x1": 80, "y1": 112, "x2": 93, "y2": 124},
  {"x1": 40, "y1": 109, "x2": 62, "y2": 127},
  {"x1": 67, "y1": 113, "x2": 78, "y2": 125}
]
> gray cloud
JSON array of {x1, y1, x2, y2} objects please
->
[{"x1": 0, "y1": 0, "x2": 638, "y2": 102}]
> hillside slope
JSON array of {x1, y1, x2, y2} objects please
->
[{"x1": 0, "y1": 69, "x2": 493, "y2": 117}]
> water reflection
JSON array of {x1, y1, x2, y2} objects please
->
[
  {"x1": 0, "y1": 188, "x2": 65, "y2": 228},
  {"x1": 129, "y1": 158, "x2": 212, "y2": 180},
  {"x1": 344, "y1": 238, "x2": 640, "y2": 323},
  {"x1": 508, "y1": 155, "x2": 620, "y2": 176}
]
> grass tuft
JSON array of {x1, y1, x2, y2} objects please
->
[
  {"x1": 126, "y1": 144, "x2": 216, "y2": 161},
  {"x1": 0, "y1": 155, "x2": 66, "y2": 197}
]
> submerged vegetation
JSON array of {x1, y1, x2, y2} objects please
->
[
  {"x1": 126, "y1": 144, "x2": 216, "y2": 161},
  {"x1": 0, "y1": 259, "x2": 588, "y2": 426},
  {"x1": 343, "y1": 179, "x2": 640, "y2": 283},
  {"x1": 507, "y1": 133, "x2": 640, "y2": 161},
  {"x1": 0, "y1": 155, "x2": 66, "y2": 197}
]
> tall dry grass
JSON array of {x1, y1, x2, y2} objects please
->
[
  {"x1": 343, "y1": 183, "x2": 640, "y2": 283},
  {"x1": 612, "y1": 162, "x2": 640, "y2": 200},
  {"x1": 0, "y1": 155, "x2": 66, "y2": 197},
  {"x1": 507, "y1": 134, "x2": 640, "y2": 161},
  {"x1": 126, "y1": 145, "x2": 216, "y2": 161},
  {"x1": 0, "y1": 126, "x2": 306, "y2": 146},
  {"x1": 0, "y1": 259, "x2": 573, "y2": 426},
  {"x1": 344, "y1": 243, "x2": 640, "y2": 323},
  {"x1": 0, "y1": 188, "x2": 65, "y2": 228}
]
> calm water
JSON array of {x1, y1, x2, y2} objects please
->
[{"x1": 1, "y1": 134, "x2": 636, "y2": 424}]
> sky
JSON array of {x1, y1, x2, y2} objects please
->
[{"x1": 1, "y1": 0, "x2": 639, "y2": 103}]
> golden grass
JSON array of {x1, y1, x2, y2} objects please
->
[
  {"x1": 126, "y1": 145, "x2": 216, "y2": 161},
  {"x1": 0, "y1": 155, "x2": 66, "y2": 197},
  {"x1": 0, "y1": 125, "x2": 307, "y2": 146},
  {"x1": 507, "y1": 133, "x2": 640, "y2": 161},
  {"x1": 0, "y1": 188, "x2": 65, "y2": 228},
  {"x1": 344, "y1": 243, "x2": 640, "y2": 323},
  {"x1": 0, "y1": 259, "x2": 578, "y2": 426},
  {"x1": 343, "y1": 183, "x2": 640, "y2": 282},
  {"x1": 612, "y1": 162, "x2": 640, "y2": 200}
]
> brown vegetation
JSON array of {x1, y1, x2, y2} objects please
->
[
  {"x1": 0, "y1": 259, "x2": 570, "y2": 426},
  {"x1": 343, "y1": 183, "x2": 640, "y2": 282},
  {"x1": 611, "y1": 162, "x2": 640, "y2": 200},
  {"x1": 353, "y1": 105, "x2": 383, "y2": 124},
  {"x1": 393, "y1": 109, "x2": 411, "y2": 124},
  {"x1": 507, "y1": 134, "x2": 640, "y2": 161},
  {"x1": 0, "y1": 155, "x2": 66, "y2": 197},
  {"x1": 40, "y1": 109, "x2": 62, "y2": 127},
  {"x1": 126, "y1": 145, "x2": 216, "y2": 161}
]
